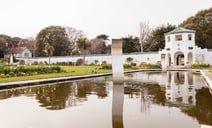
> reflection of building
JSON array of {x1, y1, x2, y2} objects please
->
[{"x1": 165, "y1": 72, "x2": 204, "y2": 105}]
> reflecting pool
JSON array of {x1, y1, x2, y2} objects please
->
[{"x1": 0, "y1": 71, "x2": 212, "y2": 128}]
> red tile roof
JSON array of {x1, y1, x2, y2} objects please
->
[{"x1": 7, "y1": 47, "x2": 27, "y2": 54}]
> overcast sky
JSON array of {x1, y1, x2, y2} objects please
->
[{"x1": 0, "y1": 0, "x2": 211, "y2": 39}]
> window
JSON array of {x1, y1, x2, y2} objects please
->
[
  {"x1": 167, "y1": 36, "x2": 171, "y2": 42},
  {"x1": 188, "y1": 34, "x2": 192, "y2": 41},
  {"x1": 175, "y1": 35, "x2": 182, "y2": 41}
]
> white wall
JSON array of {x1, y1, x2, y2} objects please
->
[
  {"x1": 205, "y1": 50, "x2": 212, "y2": 65},
  {"x1": 18, "y1": 52, "x2": 161, "y2": 65}
]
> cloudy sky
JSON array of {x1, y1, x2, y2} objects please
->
[{"x1": 0, "y1": 0, "x2": 211, "y2": 39}]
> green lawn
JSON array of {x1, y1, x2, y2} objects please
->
[
  {"x1": 0, "y1": 64, "x2": 163, "y2": 84},
  {"x1": 0, "y1": 66, "x2": 111, "y2": 83}
]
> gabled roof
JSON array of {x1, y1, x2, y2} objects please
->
[
  {"x1": 165, "y1": 27, "x2": 195, "y2": 35},
  {"x1": 7, "y1": 47, "x2": 27, "y2": 54}
]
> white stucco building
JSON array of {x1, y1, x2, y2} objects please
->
[{"x1": 160, "y1": 27, "x2": 212, "y2": 69}]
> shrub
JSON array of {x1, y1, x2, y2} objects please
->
[
  {"x1": 126, "y1": 57, "x2": 133, "y2": 63},
  {"x1": 191, "y1": 63, "x2": 210, "y2": 69},
  {"x1": 94, "y1": 60, "x2": 99, "y2": 65},
  {"x1": 33, "y1": 61, "x2": 38, "y2": 65},
  {"x1": 101, "y1": 60, "x2": 107, "y2": 65},
  {"x1": 124, "y1": 64, "x2": 131, "y2": 68},
  {"x1": 0, "y1": 74, "x2": 5, "y2": 78},
  {"x1": 89, "y1": 62, "x2": 95, "y2": 66},
  {"x1": 9, "y1": 72, "x2": 16, "y2": 77},
  {"x1": 131, "y1": 62, "x2": 136, "y2": 66},
  {"x1": 76, "y1": 59, "x2": 83, "y2": 66},
  {"x1": 19, "y1": 60, "x2": 25, "y2": 65},
  {"x1": 44, "y1": 61, "x2": 48, "y2": 65},
  {"x1": 39, "y1": 61, "x2": 44, "y2": 65},
  {"x1": 140, "y1": 63, "x2": 161, "y2": 69},
  {"x1": 102, "y1": 64, "x2": 112, "y2": 69}
]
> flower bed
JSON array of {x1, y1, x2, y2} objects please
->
[{"x1": 0, "y1": 65, "x2": 61, "y2": 78}]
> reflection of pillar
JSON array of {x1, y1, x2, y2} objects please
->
[
  {"x1": 165, "y1": 72, "x2": 172, "y2": 100},
  {"x1": 112, "y1": 82, "x2": 124, "y2": 128},
  {"x1": 184, "y1": 72, "x2": 188, "y2": 85},
  {"x1": 112, "y1": 39, "x2": 124, "y2": 128}
]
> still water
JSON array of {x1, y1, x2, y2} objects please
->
[{"x1": 0, "y1": 71, "x2": 212, "y2": 128}]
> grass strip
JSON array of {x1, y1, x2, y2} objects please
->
[{"x1": 0, "y1": 66, "x2": 111, "y2": 83}]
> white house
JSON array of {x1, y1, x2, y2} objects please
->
[
  {"x1": 4, "y1": 47, "x2": 32, "y2": 58},
  {"x1": 160, "y1": 27, "x2": 212, "y2": 69}
]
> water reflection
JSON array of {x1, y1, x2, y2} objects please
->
[
  {"x1": 165, "y1": 72, "x2": 202, "y2": 105},
  {"x1": 183, "y1": 88, "x2": 212, "y2": 126},
  {"x1": 124, "y1": 82, "x2": 166, "y2": 112},
  {"x1": 0, "y1": 72, "x2": 212, "y2": 127},
  {"x1": 0, "y1": 78, "x2": 109, "y2": 110},
  {"x1": 124, "y1": 71, "x2": 212, "y2": 126},
  {"x1": 112, "y1": 82, "x2": 124, "y2": 128}
]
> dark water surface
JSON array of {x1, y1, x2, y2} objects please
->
[{"x1": 0, "y1": 71, "x2": 212, "y2": 128}]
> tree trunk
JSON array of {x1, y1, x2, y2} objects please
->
[
  {"x1": 83, "y1": 50, "x2": 85, "y2": 65},
  {"x1": 48, "y1": 56, "x2": 51, "y2": 65}
]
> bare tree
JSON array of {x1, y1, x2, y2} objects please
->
[
  {"x1": 139, "y1": 21, "x2": 151, "y2": 52},
  {"x1": 65, "y1": 27, "x2": 85, "y2": 55},
  {"x1": 90, "y1": 38, "x2": 107, "y2": 54},
  {"x1": 89, "y1": 34, "x2": 109, "y2": 54},
  {"x1": 18, "y1": 37, "x2": 35, "y2": 55}
]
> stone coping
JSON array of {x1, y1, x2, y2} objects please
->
[{"x1": 200, "y1": 70, "x2": 212, "y2": 91}]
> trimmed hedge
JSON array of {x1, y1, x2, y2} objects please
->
[
  {"x1": 140, "y1": 64, "x2": 161, "y2": 69},
  {"x1": 191, "y1": 63, "x2": 210, "y2": 69}
]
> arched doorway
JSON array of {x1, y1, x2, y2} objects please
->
[
  {"x1": 174, "y1": 52, "x2": 184, "y2": 66},
  {"x1": 187, "y1": 52, "x2": 193, "y2": 65}
]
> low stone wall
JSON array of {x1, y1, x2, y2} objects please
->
[{"x1": 18, "y1": 52, "x2": 160, "y2": 66}]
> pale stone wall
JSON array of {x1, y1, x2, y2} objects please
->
[
  {"x1": 17, "y1": 50, "x2": 212, "y2": 66},
  {"x1": 17, "y1": 52, "x2": 160, "y2": 65}
]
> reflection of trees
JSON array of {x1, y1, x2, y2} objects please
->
[
  {"x1": 0, "y1": 78, "x2": 109, "y2": 110},
  {"x1": 124, "y1": 82, "x2": 166, "y2": 112},
  {"x1": 182, "y1": 88, "x2": 212, "y2": 125},
  {"x1": 0, "y1": 88, "x2": 34, "y2": 100},
  {"x1": 36, "y1": 80, "x2": 108, "y2": 110},
  {"x1": 0, "y1": 90, "x2": 15, "y2": 100},
  {"x1": 76, "y1": 80, "x2": 108, "y2": 99},
  {"x1": 36, "y1": 84, "x2": 71, "y2": 110}
]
